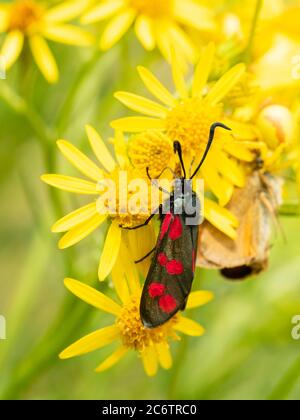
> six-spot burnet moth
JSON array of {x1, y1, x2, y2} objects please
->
[{"x1": 123, "y1": 122, "x2": 231, "y2": 328}]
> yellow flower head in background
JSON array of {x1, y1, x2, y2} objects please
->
[
  {"x1": 81, "y1": 0, "x2": 215, "y2": 65},
  {"x1": 59, "y1": 275, "x2": 213, "y2": 376},
  {"x1": 41, "y1": 126, "x2": 156, "y2": 281},
  {"x1": 112, "y1": 44, "x2": 257, "y2": 209},
  {"x1": 0, "y1": 0, "x2": 93, "y2": 82}
]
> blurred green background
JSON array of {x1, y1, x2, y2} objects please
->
[{"x1": 0, "y1": 0, "x2": 300, "y2": 401}]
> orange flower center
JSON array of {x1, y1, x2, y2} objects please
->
[
  {"x1": 130, "y1": 0, "x2": 172, "y2": 18},
  {"x1": 116, "y1": 295, "x2": 178, "y2": 351},
  {"x1": 129, "y1": 131, "x2": 174, "y2": 178},
  {"x1": 9, "y1": 0, "x2": 43, "y2": 32},
  {"x1": 166, "y1": 98, "x2": 222, "y2": 154}
]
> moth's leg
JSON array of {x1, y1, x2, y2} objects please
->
[
  {"x1": 135, "y1": 247, "x2": 156, "y2": 264},
  {"x1": 119, "y1": 213, "x2": 155, "y2": 230},
  {"x1": 151, "y1": 179, "x2": 171, "y2": 195},
  {"x1": 120, "y1": 205, "x2": 163, "y2": 230}
]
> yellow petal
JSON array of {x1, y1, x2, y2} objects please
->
[
  {"x1": 45, "y1": 0, "x2": 89, "y2": 22},
  {"x1": 81, "y1": 0, "x2": 125, "y2": 24},
  {"x1": 29, "y1": 35, "x2": 58, "y2": 83},
  {"x1": 125, "y1": 224, "x2": 156, "y2": 278},
  {"x1": 1, "y1": 30, "x2": 24, "y2": 69},
  {"x1": 206, "y1": 63, "x2": 245, "y2": 106},
  {"x1": 100, "y1": 9, "x2": 136, "y2": 50},
  {"x1": 216, "y1": 151, "x2": 246, "y2": 188},
  {"x1": 85, "y1": 125, "x2": 116, "y2": 173},
  {"x1": 115, "y1": 91, "x2": 167, "y2": 118},
  {"x1": 57, "y1": 139, "x2": 104, "y2": 181},
  {"x1": 134, "y1": 15, "x2": 155, "y2": 50},
  {"x1": 64, "y1": 278, "x2": 122, "y2": 316},
  {"x1": 95, "y1": 346, "x2": 128, "y2": 372},
  {"x1": 155, "y1": 342, "x2": 172, "y2": 370},
  {"x1": 113, "y1": 131, "x2": 129, "y2": 169},
  {"x1": 171, "y1": 48, "x2": 188, "y2": 99},
  {"x1": 58, "y1": 213, "x2": 107, "y2": 249},
  {"x1": 167, "y1": 23, "x2": 196, "y2": 64},
  {"x1": 42, "y1": 24, "x2": 94, "y2": 46},
  {"x1": 111, "y1": 258, "x2": 130, "y2": 304},
  {"x1": 52, "y1": 202, "x2": 97, "y2": 233},
  {"x1": 59, "y1": 325, "x2": 119, "y2": 359},
  {"x1": 192, "y1": 43, "x2": 215, "y2": 98},
  {"x1": 174, "y1": 316, "x2": 205, "y2": 336},
  {"x1": 224, "y1": 118, "x2": 258, "y2": 141},
  {"x1": 111, "y1": 117, "x2": 165, "y2": 132},
  {"x1": 201, "y1": 161, "x2": 234, "y2": 206},
  {"x1": 98, "y1": 221, "x2": 122, "y2": 281},
  {"x1": 186, "y1": 291, "x2": 214, "y2": 309},
  {"x1": 155, "y1": 23, "x2": 172, "y2": 63},
  {"x1": 118, "y1": 241, "x2": 140, "y2": 294},
  {"x1": 41, "y1": 174, "x2": 98, "y2": 194},
  {"x1": 223, "y1": 141, "x2": 254, "y2": 162},
  {"x1": 137, "y1": 66, "x2": 176, "y2": 107},
  {"x1": 173, "y1": 0, "x2": 215, "y2": 31},
  {"x1": 0, "y1": 8, "x2": 9, "y2": 32},
  {"x1": 141, "y1": 345, "x2": 158, "y2": 377},
  {"x1": 204, "y1": 197, "x2": 238, "y2": 240}
]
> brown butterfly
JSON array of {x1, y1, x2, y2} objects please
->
[{"x1": 197, "y1": 161, "x2": 283, "y2": 280}]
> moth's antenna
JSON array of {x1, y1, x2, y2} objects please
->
[
  {"x1": 146, "y1": 166, "x2": 176, "y2": 180},
  {"x1": 146, "y1": 167, "x2": 171, "y2": 195},
  {"x1": 173, "y1": 141, "x2": 186, "y2": 179},
  {"x1": 191, "y1": 122, "x2": 231, "y2": 179}
]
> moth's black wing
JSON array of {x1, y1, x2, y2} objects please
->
[{"x1": 140, "y1": 213, "x2": 199, "y2": 328}]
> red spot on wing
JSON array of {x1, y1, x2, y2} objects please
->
[
  {"x1": 169, "y1": 216, "x2": 183, "y2": 241},
  {"x1": 159, "y1": 294, "x2": 177, "y2": 313},
  {"x1": 148, "y1": 283, "x2": 166, "y2": 298},
  {"x1": 158, "y1": 252, "x2": 168, "y2": 266},
  {"x1": 159, "y1": 213, "x2": 173, "y2": 241},
  {"x1": 166, "y1": 260, "x2": 184, "y2": 275}
]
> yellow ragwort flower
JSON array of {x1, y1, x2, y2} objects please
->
[
  {"x1": 111, "y1": 44, "x2": 257, "y2": 209},
  {"x1": 127, "y1": 129, "x2": 240, "y2": 239},
  {"x1": 81, "y1": 0, "x2": 215, "y2": 65},
  {"x1": 59, "y1": 274, "x2": 213, "y2": 376},
  {"x1": 41, "y1": 126, "x2": 156, "y2": 281},
  {"x1": 0, "y1": 0, "x2": 93, "y2": 82}
]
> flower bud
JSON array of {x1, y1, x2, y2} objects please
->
[{"x1": 256, "y1": 105, "x2": 294, "y2": 149}]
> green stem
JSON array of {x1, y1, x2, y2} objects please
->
[
  {"x1": 167, "y1": 335, "x2": 189, "y2": 399},
  {"x1": 0, "y1": 83, "x2": 64, "y2": 218},
  {"x1": 1, "y1": 291, "x2": 96, "y2": 399},
  {"x1": 57, "y1": 50, "x2": 101, "y2": 135},
  {"x1": 0, "y1": 83, "x2": 54, "y2": 147},
  {"x1": 268, "y1": 356, "x2": 300, "y2": 400},
  {"x1": 244, "y1": 0, "x2": 263, "y2": 63},
  {"x1": 0, "y1": 234, "x2": 51, "y2": 373}
]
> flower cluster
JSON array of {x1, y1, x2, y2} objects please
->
[{"x1": 34, "y1": 0, "x2": 300, "y2": 376}]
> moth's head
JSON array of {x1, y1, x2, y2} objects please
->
[{"x1": 173, "y1": 178, "x2": 194, "y2": 198}]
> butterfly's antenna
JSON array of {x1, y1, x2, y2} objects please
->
[
  {"x1": 191, "y1": 122, "x2": 231, "y2": 179},
  {"x1": 173, "y1": 141, "x2": 186, "y2": 179}
]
